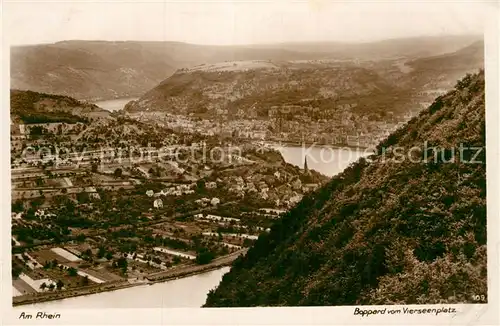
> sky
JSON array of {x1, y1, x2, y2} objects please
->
[{"x1": 3, "y1": 0, "x2": 494, "y2": 46}]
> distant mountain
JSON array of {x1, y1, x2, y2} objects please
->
[
  {"x1": 10, "y1": 41, "x2": 316, "y2": 101},
  {"x1": 408, "y1": 40, "x2": 484, "y2": 75},
  {"x1": 204, "y1": 70, "x2": 486, "y2": 306},
  {"x1": 10, "y1": 90, "x2": 109, "y2": 124},
  {"x1": 10, "y1": 35, "x2": 481, "y2": 101},
  {"x1": 10, "y1": 43, "x2": 177, "y2": 101},
  {"x1": 124, "y1": 60, "x2": 401, "y2": 118},
  {"x1": 253, "y1": 35, "x2": 482, "y2": 60},
  {"x1": 124, "y1": 38, "x2": 484, "y2": 121},
  {"x1": 389, "y1": 40, "x2": 485, "y2": 96}
]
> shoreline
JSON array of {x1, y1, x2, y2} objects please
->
[
  {"x1": 264, "y1": 140, "x2": 375, "y2": 152},
  {"x1": 12, "y1": 249, "x2": 246, "y2": 307}
]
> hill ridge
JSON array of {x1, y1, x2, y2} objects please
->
[
  {"x1": 11, "y1": 35, "x2": 481, "y2": 101},
  {"x1": 10, "y1": 89, "x2": 109, "y2": 124}
]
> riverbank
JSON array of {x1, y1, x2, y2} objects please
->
[
  {"x1": 270, "y1": 143, "x2": 372, "y2": 176},
  {"x1": 93, "y1": 97, "x2": 138, "y2": 112},
  {"x1": 12, "y1": 280, "x2": 135, "y2": 307},
  {"x1": 12, "y1": 249, "x2": 246, "y2": 307},
  {"x1": 264, "y1": 140, "x2": 375, "y2": 152},
  {"x1": 146, "y1": 249, "x2": 247, "y2": 283}
]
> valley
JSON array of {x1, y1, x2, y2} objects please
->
[{"x1": 9, "y1": 35, "x2": 486, "y2": 308}]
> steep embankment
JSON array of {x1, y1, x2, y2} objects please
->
[
  {"x1": 204, "y1": 71, "x2": 486, "y2": 306},
  {"x1": 10, "y1": 89, "x2": 109, "y2": 124}
]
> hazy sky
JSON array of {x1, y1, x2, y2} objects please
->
[{"x1": 4, "y1": 0, "x2": 493, "y2": 46}]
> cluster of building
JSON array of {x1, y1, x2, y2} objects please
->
[{"x1": 128, "y1": 104, "x2": 421, "y2": 149}]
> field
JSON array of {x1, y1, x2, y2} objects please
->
[
  {"x1": 187, "y1": 60, "x2": 279, "y2": 73},
  {"x1": 84, "y1": 267, "x2": 124, "y2": 282},
  {"x1": 50, "y1": 247, "x2": 81, "y2": 262},
  {"x1": 31, "y1": 249, "x2": 71, "y2": 265},
  {"x1": 13, "y1": 279, "x2": 37, "y2": 296}
]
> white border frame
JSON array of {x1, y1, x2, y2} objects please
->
[{"x1": 1, "y1": 1, "x2": 499, "y2": 325}]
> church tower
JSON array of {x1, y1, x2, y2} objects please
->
[{"x1": 304, "y1": 156, "x2": 309, "y2": 174}]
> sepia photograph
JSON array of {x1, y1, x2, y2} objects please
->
[{"x1": 1, "y1": 0, "x2": 498, "y2": 325}]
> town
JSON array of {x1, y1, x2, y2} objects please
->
[{"x1": 10, "y1": 104, "x2": 327, "y2": 305}]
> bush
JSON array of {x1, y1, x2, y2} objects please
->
[{"x1": 196, "y1": 248, "x2": 215, "y2": 265}]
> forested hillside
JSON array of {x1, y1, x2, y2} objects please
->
[
  {"x1": 10, "y1": 90, "x2": 109, "y2": 124},
  {"x1": 204, "y1": 70, "x2": 486, "y2": 306}
]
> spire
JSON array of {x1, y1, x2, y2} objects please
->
[{"x1": 304, "y1": 156, "x2": 309, "y2": 174}]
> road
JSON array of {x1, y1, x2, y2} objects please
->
[{"x1": 146, "y1": 248, "x2": 248, "y2": 281}]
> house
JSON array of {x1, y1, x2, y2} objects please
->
[
  {"x1": 259, "y1": 208, "x2": 286, "y2": 215},
  {"x1": 146, "y1": 190, "x2": 154, "y2": 197},
  {"x1": 153, "y1": 199, "x2": 163, "y2": 209},
  {"x1": 303, "y1": 183, "x2": 319, "y2": 192},
  {"x1": 205, "y1": 214, "x2": 240, "y2": 223},
  {"x1": 89, "y1": 192, "x2": 101, "y2": 200},
  {"x1": 291, "y1": 178, "x2": 302, "y2": 191},
  {"x1": 211, "y1": 197, "x2": 220, "y2": 206},
  {"x1": 206, "y1": 182, "x2": 217, "y2": 189},
  {"x1": 84, "y1": 186, "x2": 97, "y2": 193},
  {"x1": 154, "y1": 190, "x2": 167, "y2": 197}
]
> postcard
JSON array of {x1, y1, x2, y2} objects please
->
[{"x1": 1, "y1": 1, "x2": 498, "y2": 325}]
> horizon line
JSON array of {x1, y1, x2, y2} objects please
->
[{"x1": 10, "y1": 33, "x2": 483, "y2": 48}]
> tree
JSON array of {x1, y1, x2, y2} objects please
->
[
  {"x1": 105, "y1": 252, "x2": 113, "y2": 261},
  {"x1": 76, "y1": 234, "x2": 86, "y2": 242},
  {"x1": 35, "y1": 177, "x2": 44, "y2": 187},
  {"x1": 12, "y1": 266, "x2": 23, "y2": 278},
  {"x1": 83, "y1": 249, "x2": 93, "y2": 260},
  {"x1": 117, "y1": 257, "x2": 128, "y2": 274},
  {"x1": 195, "y1": 248, "x2": 215, "y2": 265},
  {"x1": 97, "y1": 247, "x2": 106, "y2": 259},
  {"x1": 196, "y1": 179, "x2": 206, "y2": 192},
  {"x1": 56, "y1": 280, "x2": 64, "y2": 290},
  {"x1": 82, "y1": 275, "x2": 89, "y2": 286},
  {"x1": 48, "y1": 283, "x2": 55, "y2": 291},
  {"x1": 40, "y1": 282, "x2": 47, "y2": 291},
  {"x1": 11, "y1": 200, "x2": 24, "y2": 213},
  {"x1": 67, "y1": 267, "x2": 78, "y2": 277},
  {"x1": 113, "y1": 168, "x2": 123, "y2": 178}
]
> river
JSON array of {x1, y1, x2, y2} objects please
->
[
  {"x1": 94, "y1": 98, "x2": 138, "y2": 112},
  {"x1": 275, "y1": 144, "x2": 372, "y2": 177},
  {"x1": 16, "y1": 267, "x2": 230, "y2": 309},
  {"x1": 93, "y1": 98, "x2": 372, "y2": 178}
]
